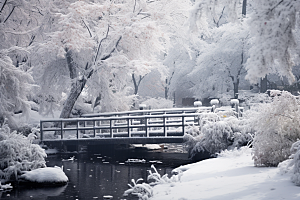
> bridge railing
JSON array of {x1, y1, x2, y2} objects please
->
[
  {"x1": 40, "y1": 113, "x2": 205, "y2": 141},
  {"x1": 80, "y1": 107, "x2": 210, "y2": 118}
]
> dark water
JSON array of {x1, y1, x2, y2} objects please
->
[{"x1": 0, "y1": 145, "x2": 191, "y2": 200}]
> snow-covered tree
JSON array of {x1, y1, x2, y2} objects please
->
[
  {"x1": 34, "y1": 0, "x2": 189, "y2": 118},
  {"x1": 192, "y1": 0, "x2": 300, "y2": 84},
  {"x1": 0, "y1": 48, "x2": 34, "y2": 128},
  {"x1": 169, "y1": 0, "x2": 250, "y2": 101},
  {"x1": 245, "y1": 0, "x2": 300, "y2": 83},
  {"x1": 190, "y1": 21, "x2": 249, "y2": 99},
  {"x1": 0, "y1": 0, "x2": 49, "y2": 126}
]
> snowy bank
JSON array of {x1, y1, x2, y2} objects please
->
[
  {"x1": 151, "y1": 147, "x2": 300, "y2": 200},
  {"x1": 19, "y1": 167, "x2": 68, "y2": 185}
]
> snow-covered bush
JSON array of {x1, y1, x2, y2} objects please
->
[
  {"x1": 290, "y1": 141, "x2": 300, "y2": 186},
  {"x1": 0, "y1": 123, "x2": 47, "y2": 182},
  {"x1": 251, "y1": 90, "x2": 300, "y2": 166},
  {"x1": 124, "y1": 165, "x2": 182, "y2": 199},
  {"x1": 124, "y1": 178, "x2": 153, "y2": 200},
  {"x1": 147, "y1": 165, "x2": 182, "y2": 186},
  {"x1": 184, "y1": 112, "x2": 253, "y2": 159}
]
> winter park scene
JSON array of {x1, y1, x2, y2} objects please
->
[{"x1": 2, "y1": 0, "x2": 300, "y2": 199}]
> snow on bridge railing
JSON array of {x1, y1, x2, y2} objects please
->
[
  {"x1": 40, "y1": 113, "x2": 204, "y2": 142},
  {"x1": 80, "y1": 107, "x2": 211, "y2": 118}
]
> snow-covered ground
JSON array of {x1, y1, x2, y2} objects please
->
[{"x1": 151, "y1": 147, "x2": 300, "y2": 200}]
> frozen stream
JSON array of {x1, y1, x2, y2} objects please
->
[{"x1": 1, "y1": 144, "x2": 191, "y2": 200}]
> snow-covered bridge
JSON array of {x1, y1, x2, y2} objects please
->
[
  {"x1": 40, "y1": 106, "x2": 242, "y2": 151},
  {"x1": 40, "y1": 107, "x2": 213, "y2": 149}
]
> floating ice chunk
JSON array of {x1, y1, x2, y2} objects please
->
[{"x1": 125, "y1": 159, "x2": 146, "y2": 163}]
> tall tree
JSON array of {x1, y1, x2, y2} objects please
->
[
  {"x1": 34, "y1": 0, "x2": 181, "y2": 118},
  {"x1": 0, "y1": 0, "x2": 47, "y2": 126},
  {"x1": 187, "y1": 0, "x2": 250, "y2": 100}
]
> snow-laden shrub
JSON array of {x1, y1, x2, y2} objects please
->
[
  {"x1": 251, "y1": 90, "x2": 300, "y2": 167},
  {"x1": 147, "y1": 165, "x2": 182, "y2": 186},
  {"x1": 290, "y1": 141, "x2": 300, "y2": 185},
  {"x1": 124, "y1": 178, "x2": 153, "y2": 200},
  {"x1": 124, "y1": 165, "x2": 182, "y2": 199},
  {"x1": 0, "y1": 123, "x2": 47, "y2": 181},
  {"x1": 184, "y1": 112, "x2": 253, "y2": 159}
]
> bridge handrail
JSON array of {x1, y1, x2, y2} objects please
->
[
  {"x1": 81, "y1": 107, "x2": 210, "y2": 118},
  {"x1": 40, "y1": 113, "x2": 202, "y2": 141},
  {"x1": 40, "y1": 112, "x2": 203, "y2": 123}
]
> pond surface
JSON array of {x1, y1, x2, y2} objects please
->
[{"x1": 1, "y1": 144, "x2": 191, "y2": 200}]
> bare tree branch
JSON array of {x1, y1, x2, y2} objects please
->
[
  {"x1": 101, "y1": 36, "x2": 122, "y2": 60},
  {"x1": 270, "y1": 0, "x2": 284, "y2": 12},
  {"x1": 133, "y1": 0, "x2": 137, "y2": 13},
  {"x1": 0, "y1": 0, "x2": 8, "y2": 13},
  {"x1": 94, "y1": 25, "x2": 110, "y2": 64},
  {"x1": 82, "y1": 19, "x2": 92, "y2": 38},
  {"x1": 213, "y1": 6, "x2": 225, "y2": 28},
  {"x1": 3, "y1": 6, "x2": 15, "y2": 23}
]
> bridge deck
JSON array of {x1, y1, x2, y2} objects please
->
[{"x1": 42, "y1": 137, "x2": 184, "y2": 146}]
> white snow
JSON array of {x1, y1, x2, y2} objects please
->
[
  {"x1": 210, "y1": 99, "x2": 219, "y2": 105},
  {"x1": 230, "y1": 99, "x2": 239, "y2": 104},
  {"x1": 20, "y1": 166, "x2": 68, "y2": 183},
  {"x1": 151, "y1": 147, "x2": 300, "y2": 200},
  {"x1": 139, "y1": 104, "x2": 147, "y2": 109},
  {"x1": 194, "y1": 101, "x2": 202, "y2": 107}
]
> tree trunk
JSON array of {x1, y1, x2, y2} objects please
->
[
  {"x1": 260, "y1": 75, "x2": 268, "y2": 93},
  {"x1": 132, "y1": 74, "x2": 139, "y2": 95},
  {"x1": 233, "y1": 81, "x2": 239, "y2": 99},
  {"x1": 59, "y1": 78, "x2": 87, "y2": 118},
  {"x1": 59, "y1": 49, "x2": 89, "y2": 118}
]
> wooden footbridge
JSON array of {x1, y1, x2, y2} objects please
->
[
  {"x1": 40, "y1": 107, "x2": 213, "y2": 148},
  {"x1": 40, "y1": 106, "x2": 242, "y2": 150}
]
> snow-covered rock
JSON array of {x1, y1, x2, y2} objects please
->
[{"x1": 19, "y1": 166, "x2": 68, "y2": 184}]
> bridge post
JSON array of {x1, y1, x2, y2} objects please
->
[
  {"x1": 40, "y1": 121, "x2": 43, "y2": 141},
  {"x1": 60, "y1": 121, "x2": 63, "y2": 139},
  {"x1": 76, "y1": 120, "x2": 79, "y2": 139},
  {"x1": 110, "y1": 119, "x2": 113, "y2": 138},
  {"x1": 127, "y1": 118, "x2": 130, "y2": 137},
  {"x1": 163, "y1": 116, "x2": 166, "y2": 137},
  {"x1": 182, "y1": 116, "x2": 185, "y2": 135},
  {"x1": 145, "y1": 117, "x2": 148, "y2": 137},
  {"x1": 93, "y1": 120, "x2": 96, "y2": 137}
]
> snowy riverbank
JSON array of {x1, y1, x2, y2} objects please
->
[{"x1": 151, "y1": 147, "x2": 300, "y2": 200}]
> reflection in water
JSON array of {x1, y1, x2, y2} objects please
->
[{"x1": 1, "y1": 147, "x2": 190, "y2": 200}]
